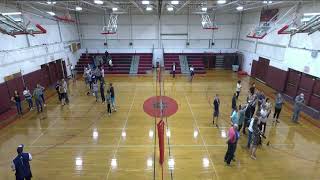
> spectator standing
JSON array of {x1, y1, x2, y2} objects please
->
[
  {"x1": 273, "y1": 93, "x2": 284, "y2": 124},
  {"x1": 11, "y1": 90, "x2": 22, "y2": 115},
  {"x1": 292, "y1": 93, "x2": 305, "y2": 123},
  {"x1": 23, "y1": 87, "x2": 33, "y2": 111},
  {"x1": 33, "y1": 85, "x2": 43, "y2": 113},
  {"x1": 109, "y1": 83, "x2": 117, "y2": 111},
  {"x1": 235, "y1": 80, "x2": 242, "y2": 99}
]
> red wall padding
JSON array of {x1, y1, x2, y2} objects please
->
[
  {"x1": 312, "y1": 80, "x2": 320, "y2": 96},
  {"x1": 265, "y1": 66, "x2": 287, "y2": 92},
  {"x1": 0, "y1": 83, "x2": 11, "y2": 114},
  {"x1": 40, "y1": 65, "x2": 50, "y2": 88},
  {"x1": 251, "y1": 60, "x2": 258, "y2": 78},
  {"x1": 285, "y1": 70, "x2": 301, "y2": 98},
  {"x1": 309, "y1": 95, "x2": 320, "y2": 111},
  {"x1": 24, "y1": 70, "x2": 40, "y2": 91},
  {"x1": 5, "y1": 77, "x2": 24, "y2": 100},
  {"x1": 299, "y1": 75, "x2": 315, "y2": 92}
]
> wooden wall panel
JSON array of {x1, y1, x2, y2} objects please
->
[
  {"x1": 265, "y1": 66, "x2": 287, "y2": 92},
  {"x1": 0, "y1": 83, "x2": 11, "y2": 114},
  {"x1": 251, "y1": 60, "x2": 258, "y2": 78}
]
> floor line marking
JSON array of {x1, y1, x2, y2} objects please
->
[
  {"x1": 105, "y1": 87, "x2": 136, "y2": 180},
  {"x1": 30, "y1": 119, "x2": 59, "y2": 145},
  {"x1": 185, "y1": 94, "x2": 219, "y2": 180}
]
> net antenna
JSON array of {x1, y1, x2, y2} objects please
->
[
  {"x1": 101, "y1": 14, "x2": 118, "y2": 35},
  {"x1": 201, "y1": 14, "x2": 218, "y2": 30},
  {"x1": 247, "y1": 8, "x2": 279, "y2": 39},
  {"x1": 0, "y1": 12, "x2": 46, "y2": 38}
]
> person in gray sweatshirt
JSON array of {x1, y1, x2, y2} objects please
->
[
  {"x1": 292, "y1": 93, "x2": 304, "y2": 123},
  {"x1": 33, "y1": 85, "x2": 43, "y2": 113},
  {"x1": 273, "y1": 93, "x2": 284, "y2": 123}
]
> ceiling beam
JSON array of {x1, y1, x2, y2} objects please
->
[
  {"x1": 176, "y1": 0, "x2": 191, "y2": 14},
  {"x1": 129, "y1": 0, "x2": 144, "y2": 14}
]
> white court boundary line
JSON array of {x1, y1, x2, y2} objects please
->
[
  {"x1": 28, "y1": 143, "x2": 295, "y2": 148},
  {"x1": 185, "y1": 94, "x2": 220, "y2": 180},
  {"x1": 105, "y1": 87, "x2": 136, "y2": 180}
]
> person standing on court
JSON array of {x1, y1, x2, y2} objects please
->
[
  {"x1": 235, "y1": 80, "x2": 242, "y2": 99},
  {"x1": 100, "y1": 82, "x2": 105, "y2": 104},
  {"x1": 247, "y1": 91, "x2": 257, "y2": 118},
  {"x1": 292, "y1": 93, "x2": 304, "y2": 123},
  {"x1": 230, "y1": 106, "x2": 238, "y2": 125},
  {"x1": 212, "y1": 94, "x2": 220, "y2": 126},
  {"x1": 250, "y1": 82, "x2": 256, "y2": 94},
  {"x1": 273, "y1": 93, "x2": 284, "y2": 124},
  {"x1": 250, "y1": 117, "x2": 262, "y2": 160},
  {"x1": 243, "y1": 103, "x2": 251, "y2": 135},
  {"x1": 106, "y1": 90, "x2": 112, "y2": 116},
  {"x1": 109, "y1": 83, "x2": 117, "y2": 111},
  {"x1": 33, "y1": 85, "x2": 43, "y2": 113},
  {"x1": 37, "y1": 84, "x2": 46, "y2": 107},
  {"x1": 55, "y1": 80, "x2": 62, "y2": 102},
  {"x1": 259, "y1": 104, "x2": 268, "y2": 135},
  {"x1": 224, "y1": 124, "x2": 238, "y2": 166},
  {"x1": 11, "y1": 144, "x2": 32, "y2": 180},
  {"x1": 92, "y1": 81, "x2": 99, "y2": 102},
  {"x1": 11, "y1": 90, "x2": 22, "y2": 115},
  {"x1": 238, "y1": 104, "x2": 248, "y2": 132},
  {"x1": 23, "y1": 87, "x2": 33, "y2": 111},
  {"x1": 61, "y1": 79, "x2": 69, "y2": 104},
  {"x1": 231, "y1": 93, "x2": 237, "y2": 113},
  {"x1": 189, "y1": 65, "x2": 194, "y2": 82},
  {"x1": 172, "y1": 62, "x2": 176, "y2": 78}
]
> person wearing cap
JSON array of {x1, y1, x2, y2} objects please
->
[
  {"x1": 292, "y1": 93, "x2": 305, "y2": 123},
  {"x1": 224, "y1": 124, "x2": 238, "y2": 166},
  {"x1": 11, "y1": 144, "x2": 32, "y2": 180}
]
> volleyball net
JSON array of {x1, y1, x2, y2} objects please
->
[{"x1": 156, "y1": 65, "x2": 165, "y2": 178}]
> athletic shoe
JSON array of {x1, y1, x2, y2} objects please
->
[{"x1": 250, "y1": 155, "x2": 256, "y2": 160}]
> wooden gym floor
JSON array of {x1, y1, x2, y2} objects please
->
[{"x1": 0, "y1": 70, "x2": 320, "y2": 180}]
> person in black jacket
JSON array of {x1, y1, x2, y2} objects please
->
[
  {"x1": 55, "y1": 80, "x2": 61, "y2": 102},
  {"x1": 100, "y1": 82, "x2": 105, "y2": 104},
  {"x1": 231, "y1": 93, "x2": 237, "y2": 113},
  {"x1": 11, "y1": 144, "x2": 32, "y2": 180}
]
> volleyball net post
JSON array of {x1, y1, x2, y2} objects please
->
[{"x1": 156, "y1": 65, "x2": 165, "y2": 179}]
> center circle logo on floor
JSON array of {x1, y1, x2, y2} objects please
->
[{"x1": 143, "y1": 96, "x2": 178, "y2": 118}]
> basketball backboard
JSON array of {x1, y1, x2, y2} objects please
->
[
  {"x1": 0, "y1": 12, "x2": 46, "y2": 37},
  {"x1": 201, "y1": 14, "x2": 218, "y2": 30},
  {"x1": 101, "y1": 14, "x2": 117, "y2": 35}
]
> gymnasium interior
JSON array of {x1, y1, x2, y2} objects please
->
[{"x1": 0, "y1": 0, "x2": 320, "y2": 179}]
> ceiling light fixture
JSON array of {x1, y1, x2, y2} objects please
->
[
  {"x1": 167, "y1": 7, "x2": 174, "y2": 11},
  {"x1": 75, "y1": 6, "x2": 82, "y2": 11},
  {"x1": 146, "y1": 6, "x2": 153, "y2": 11},
  {"x1": 47, "y1": 11, "x2": 55, "y2": 16},
  {"x1": 263, "y1": 1, "x2": 273, "y2": 4},
  {"x1": 112, "y1": 7, "x2": 118, "y2": 11},
  {"x1": 2, "y1": 12, "x2": 22, "y2": 16},
  {"x1": 202, "y1": 7, "x2": 207, "y2": 12},
  {"x1": 94, "y1": 0, "x2": 103, "y2": 5},
  {"x1": 142, "y1": 0, "x2": 149, "y2": 5},
  {"x1": 47, "y1": 1, "x2": 56, "y2": 5},
  {"x1": 236, "y1": 6, "x2": 244, "y2": 11},
  {"x1": 304, "y1": 13, "x2": 320, "y2": 16},
  {"x1": 171, "y1": 1, "x2": 179, "y2": 5},
  {"x1": 217, "y1": 0, "x2": 226, "y2": 5}
]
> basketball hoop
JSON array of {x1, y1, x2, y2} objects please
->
[
  {"x1": 53, "y1": 11, "x2": 75, "y2": 23},
  {"x1": 247, "y1": 8, "x2": 279, "y2": 39},
  {"x1": 201, "y1": 14, "x2": 218, "y2": 30},
  {"x1": 101, "y1": 14, "x2": 118, "y2": 35}
]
